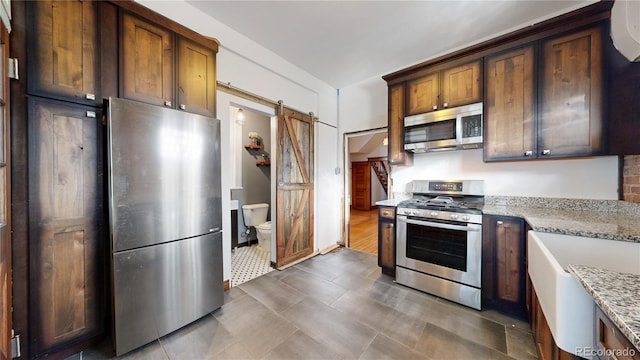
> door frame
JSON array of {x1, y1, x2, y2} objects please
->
[{"x1": 342, "y1": 127, "x2": 387, "y2": 248}]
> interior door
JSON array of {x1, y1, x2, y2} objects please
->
[
  {"x1": 351, "y1": 161, "x2": 371, "y2": 211},
  {"x1": 276, "y1": 109, "x2": 314, "y2": 268},
  {"x1": 0, "y1": 26, "x2": 11, "y2": 360}
]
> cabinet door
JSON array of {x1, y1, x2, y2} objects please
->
[
  {"x1": 495, "y1": 218, "x2": 524, "y2": 303},
  {"x1": 388, "y1": 84, "x2": 412, "y2": 166},
  {"x1": 484, "y1": 46, "x2": 536, "y2": 161},
  {"x1": 29, "y1": 0, "x2": 99, "y2": 105},
  {"x1": 122, "y1": 13, "x2": 174, "y2": 107},
  {"x1": 28, "y1": 98, "x2": 104, "y2": 356},
  {"x1": 177, "y1": 37, "x2": 216, "y2": 117},
  {"x1": 407, "y1": 72, "x2": 439, "y2": 115},
  {"x1": 378, "y1": 206, "x2": 395, "y2": 277},
  {"x1": 441, "y1": 61, "x2": 482, "y2": 108},
  {"x1": 539, "y1": 27, "x2": 603, "y2": 158}
]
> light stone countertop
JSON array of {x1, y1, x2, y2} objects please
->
[
  {"x1": 568, "y1": 265, "x2": 640, "y2": 350},
  {"x1": 482, "y1": 197, "x2": 640, "y2": 243},
  {"x1": 375, "y1": 199, "x2": 403, "y2": 207}
]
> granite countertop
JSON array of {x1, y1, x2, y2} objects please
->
[
  {"x1": 375, "y1": 199, "x2": 404, "y2": 207},
  {"x1": 568, "y1": 265, "x2": 640, "y2": 350},
  {"x1": 482, "y1": 201, "x2": 640, "y2": 243}
]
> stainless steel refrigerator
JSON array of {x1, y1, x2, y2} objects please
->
[{"x1": 107, "y1": 97, "x2": 223, "y2": 355}]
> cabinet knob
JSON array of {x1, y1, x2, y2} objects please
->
[
  {"x1": 85, "y1": 93, "x2": 96, "y2": 100},
  {"x1": 86, "y1": 111, "x2": 96, "y2": 118},
  {"x1": 179, "y1": 104, "x2": 186, "y2": 110},
  {"x1": 524, "y1": 150, "x2": 533, "y2": 156},
  {"x1": 496, "y1": 221, "x2": 504, "y2": 225},
  {"x1": 443, "y1": 102, "x2": 449, "y2": 108},
  {"x1": 542, "y1": 149, "x2": 551, "y2": 155},
  {"x1": 164, "y1": 100, "x2": 172, "y2": 107},
  {"x1": 432, "y1": 105, "x2": 438, "y2": 110}
]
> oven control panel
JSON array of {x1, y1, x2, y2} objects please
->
[{"x1": 397, "y1": 207, "x2": 482, "y2": 224}]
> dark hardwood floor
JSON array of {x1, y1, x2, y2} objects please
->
[{"x1": 77, "y1": 248, "x2": 537, "y2": 360}]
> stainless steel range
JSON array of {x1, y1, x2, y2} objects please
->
[{"x1": 396, "y1": 180, "x2": 484, "y2": 310}]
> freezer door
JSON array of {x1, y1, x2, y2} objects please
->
[
  {"x1": 112, "y1": 232, "x2": 224, "y2": 356},
  {"x1": 108, "y1": 97, "x2": 222, "y2": 251}
]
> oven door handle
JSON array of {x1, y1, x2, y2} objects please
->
[{"x1": 400, "y1": 217, "x2": 480, "y2": 232}]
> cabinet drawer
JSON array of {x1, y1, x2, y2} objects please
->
[
  {"x1": 596, "y1": 307, "x2": 640, "y2": 360},
  {"x1": 379, "y1": 207, "x2": 395, "y2": 220}
]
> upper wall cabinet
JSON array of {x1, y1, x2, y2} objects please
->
[
  {"x1": 484, "y1": 26, "x2": 605, "y2": 161},
  {"x1": 121, "y1": 13, "x2": 174, "y2": 109},
  {"x1": 28, "y1": 0, "x2": 100, "y2": 106},
  {"x1": 176, "y1": 37, "x2": 216, "y2": 117},
  {"x1": 538, "y1": 27, "x2": 604, "y2": 158},
  {"x1": 407, "y1": 60, "x2": 481, "y2": 115},
  {"x1": 388, "y1": 83, "x2": 412, "y2": 166},
  {"x1": 484, "y1": 46, "x2": 536, "y2": 161},
  {"x1": 121, "y1": 12, "x2": 217, "y2": 117}
]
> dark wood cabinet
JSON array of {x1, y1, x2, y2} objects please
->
[
  {"x1": 27, "y1": 97, "x2": 104, "y2": 357},
  {"x1": 121, "y1": 13, "x2": 218, "y2": 117},
  {"x1": 121, "y1": 12, "x2": 175, "y2": 108},
  {"x1": 28, "y1": 0, "x2": 99, "y2": 105},
  {"x1": 484, "y1": 45, "x2": 536, "y2": 161},
  {"x1": 378, "y1": 206, "x2": 396, "y2": 276},
  {"x1": 388, "y1": 83, "x2": 412, "y2": 166},
  {"x1": 407, "y1": 72, "x2": 439, "y2": 115},
  {"x1": 595, "y1": 306, "x2": 640, "y2": 360},
  {"x1": 406, "y1": 60, "x2": 481, "y2": 116},
  {"x1": 482, "y1": 215, "x2": 526, "y2": 317},
  {"x1": 441, "y1": 61, "x2": 482, "y2": 109},
  {"x1": 485, "y1": 25, "x2": 605, "y2": 161},
  {"x1": 176, "y1": 37, "x2": 217, "y2": 116},
  {"x1": 538, "y1": 26, "x2": 604, "y2": 158}
]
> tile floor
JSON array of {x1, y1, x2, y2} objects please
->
[
  {"x1": 80, "y1": 247, "x2": 538, "y2": 360},
  {"x1": 231, "y1": 245, "x2": 274, "y2": 287}
]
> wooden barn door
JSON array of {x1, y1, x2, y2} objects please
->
[{"x1": 276, "y1": 109, "x2": 314, "y2": 268}]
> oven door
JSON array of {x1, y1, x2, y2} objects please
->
[{"x1": 396, "y1": 215, "x2": 482, "y2": 288}]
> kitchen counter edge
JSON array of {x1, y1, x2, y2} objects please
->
[{"x1": 568, "y1": 264, "x2": 640, "y2": 351}]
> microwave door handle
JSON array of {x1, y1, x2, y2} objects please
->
[{"x1": 403, "y1": 218, "x2": 480, "y2": 232}]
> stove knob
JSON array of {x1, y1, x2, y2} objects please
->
[
  {"x1": 462, "y1": 215, "x2": 470, "y2": 221},
  {"x1": 411, "y1": 210, "x2": 420, "y2": 216},
  {"x1": 403, "y1": 209, "x2": 411, "y2": 215},
  {"x1": 450, "y1": 214, "x2": 459, "y2": 220},
  {"x1": 430, "y1": 211, "x2": 439, "y2": 217}
]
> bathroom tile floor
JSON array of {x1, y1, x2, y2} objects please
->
[
  {"x1": 231, "y1": 245, "x2": 274, "y2": 286},
  {"x1": 78, "y1": 247, "x2": 537, "y2": 360}
]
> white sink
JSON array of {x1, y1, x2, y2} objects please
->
[{"x1": 528, "y1": 231, "x2": 640, "y2": 356}]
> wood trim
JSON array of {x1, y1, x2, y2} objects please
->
[
  {"x1": 223, "y1": 280, "x2": 230, "y2": 291},
  {"x1": 109, "y1": 0, "x2": 219, "y2": 51},
  {"x1": 367, "y1": 156, "x2": 388, "y2": 162},
  {"x1": 283, "y1": 115, "x2": 310, "y2": 183},
  {"x1": 383, "y1": 1, "x2": 611, "y2": 84}
]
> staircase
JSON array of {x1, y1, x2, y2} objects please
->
[{"x1": 369, "y1": 157, "x2": 389, "y2": 195}]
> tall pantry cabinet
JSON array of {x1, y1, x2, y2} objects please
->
[{"x1": 10, "y1": 1, "x2": 219, "y2": 358}]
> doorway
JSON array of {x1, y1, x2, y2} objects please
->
[
  {"x1": 344, "y1": 129, "x2": 389, "y2": 256},
  {"x1": 230, "y1": 105, "x2": 275, "y2": 286}
]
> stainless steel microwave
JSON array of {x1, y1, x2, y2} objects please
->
[{"x1": 404, "y1": 102, "x2": 483, "y2": 153}]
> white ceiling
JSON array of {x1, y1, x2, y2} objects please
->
[{"x1": 187, "y1": 0, "x2": 598, "y2": 89}]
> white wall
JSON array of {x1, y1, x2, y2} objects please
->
[
  {"x1": 339, "y1": 75, "x2": 620, "y2": 201},
  {"x1": 137, "y1": 0, "x2": 342, "y2": 281},
  {"x1": 392, "y1": 150, "x2": 619, "y2": 199}
]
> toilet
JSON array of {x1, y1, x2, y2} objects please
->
[
  {"x1": 255, "y1": 221, "x2": 272, "y2": 253},
  {"x1": 241, "y1": 203, "x2": 271, "y2": 252}
]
